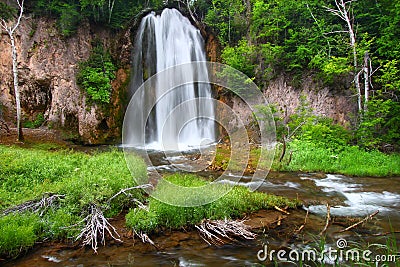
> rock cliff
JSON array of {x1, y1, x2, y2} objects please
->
[{"x1": 0, "y1": 16, "x2": 131, "y2": 144}]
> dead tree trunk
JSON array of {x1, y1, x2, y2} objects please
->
[
  {"x1": 325, "y1": 0, "x2": 362, "y2": 114},
  {"x1": 363, "y1": 51, "x2": 370, "y2": 113},
  {"x1": 0, "y1": 0, "x2": 25, "y2": 141},
  {"x1": 10, "y1": 34, "x2": 23, "y2": 141}
]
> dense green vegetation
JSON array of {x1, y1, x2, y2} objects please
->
[
  {"x1": 0, "y1": 146, "x2": 299, "y2": 258},
  {"x1": 77, "y1": 41, "x2": 116, "y2": 104},
  {"x1": 0, "y1": 145, "x2": 146, "y2": 257},
  {"x1": 24, "y1": 0, "x2": 165, "y2": 35},
  {"x1": 198, "y1": 0, "x2": 400, "y2": 151},
  {"x1": 126, "y1": 174, "x2": 300, "y2": 233}
]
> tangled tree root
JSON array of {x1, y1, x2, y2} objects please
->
[
  {"x1": 1, "y1": 193, "x2": 65, "y2": 216},
  {"x1": 195, "y1": 218, "x2": 256, "y2": 246},
  {"x1": 75, "y1": 204, "x2": 122, "y2": 253}
]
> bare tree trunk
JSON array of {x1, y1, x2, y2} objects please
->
[
  {"x1": 363, "y1": 51, "x2": 370, "y2": 113},
  {"x1": 1, "y1": 0, "x2": 24, "y2": 141},
  {"x1": 108, "y1": 0, "x2": 115, "y2": 24},
  {"x1": 325, "y1": 0, "x2": 362, "y2": 114},
  {"x1": 10, "y1": 35, "x2": 23, "y2": 141}
]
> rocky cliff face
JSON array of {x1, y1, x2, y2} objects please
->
[{"x1": 0, "y1": 16, "x2": 131, "y2": 144}]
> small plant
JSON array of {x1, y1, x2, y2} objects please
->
[
  {"x1": 23, "y1": 113, "x2": 45, "y2": 128},
  {"x1": 77, "y1": 41, "x2": 116, "y2": 105}
]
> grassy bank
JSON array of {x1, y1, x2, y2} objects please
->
[
  {"x1": 0, "y1": 145, "x2": 300, "y2": 258},
  {"x1": 126, "y1": 174, "x2": 300, "y2": 233},
  {"x1": 0, "y1": 145, "x2": 147, "y2": 258},
  {"x1": 214, "y1": 140, "x2": 400, "y2": 177},
  {"x1": 279, "y1": 140, "x2": 400, "y2": 176}
]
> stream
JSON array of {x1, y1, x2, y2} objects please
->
[{"x1": 5, "y1": 149, "x2": 400, "y2": 267}]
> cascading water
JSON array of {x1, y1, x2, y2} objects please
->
[{"x1": 126, "y1": 8, "x2": 215, "y2": 150}]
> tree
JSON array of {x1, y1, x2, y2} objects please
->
[
  {"x1": 1, "y1": 0, "x2": 25, "y2": 141},
  {"x1": 324, "y1": 0, "x2": 363, "y2": 114}
]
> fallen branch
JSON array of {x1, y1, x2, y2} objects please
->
[
  {"x1": 294, "y1": 210, "x2": 309, "y2": 235},
  {"x1": 2, "y1": 193, "x2": 65, "y2": 216},
  {"x1": 107, "y1": 184, "x2": 152, "y2": 211},
  {"x1": 274, "y1": 206, "x2": 290, "y2": 215},
  {"x1": 319, "y1": 204, "x2": 331, "y2": 235},
  {"x1": 338, "y1": 210, "x2": 379, "y2": 233},
  {"x1": 75, "y1": 204, "x2": 122, "y2": 253},
  {"x1": 108, "y1": 184, "x2": 153, "y2": 203},
  {"x1": 195, "y1": 218, "x2": 256, "y2": 246}
]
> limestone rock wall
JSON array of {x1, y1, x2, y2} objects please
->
[{"x1": 0, "y1": 16, "x2": 131, "y2": 144}]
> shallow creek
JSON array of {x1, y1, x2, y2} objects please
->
[{"x1": 5, "y1": 149, "x2": 400, "y2": 266}]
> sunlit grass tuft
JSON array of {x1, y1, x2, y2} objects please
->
[{"x1": 126, "y1": 174, "x2": 301, "y2": 232}]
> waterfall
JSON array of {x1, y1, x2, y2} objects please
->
[{"x1": 126, "y1": 8, "x2": 215, "y2": 151}]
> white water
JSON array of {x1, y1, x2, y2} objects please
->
[
  {"x1": 304, "y1": 174, "x2": 400, "y2": 216},
  {"x1": 128, "y1": 8, "x2": 215, "y2": 151}
]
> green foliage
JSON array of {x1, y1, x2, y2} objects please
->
[
  {"x1": 0, "y1": 145, "x2": 147, "y2": 257},
  {"x1": 77, "y1": 42, "x2": 116, "y2": 104},
  {"x1": 221, "y1": 39, "x2": 256, "y2": 78},
  {"x1": 357, "y1": 59, "x2": 400, "y2": 150},
  {"x1": 58, "y1": 3, "x2": 80, "y2": 36},
  {"x1": 0, "y1": 213, "x2": 42, "y2": 257},
  {"x1": 278, "y1": 140, "x2": 400, "y2": 177},
  {"x1": 0, "y1": 2, "x2": 16, "y2": 22},
  {"x1": 204, "y1": 0, "x2": 247, "y2": 45},
  {"x1": 23, "y1": 113, "x2": 45, "y2": 128},
  {"x1": 30, "y1": 0, "x2": 166, "y2": 31},
  {"x1": 126, "y1": 174, "x2": 300, "y2": 232}
]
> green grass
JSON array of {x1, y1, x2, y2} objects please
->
[
  {"x1": 0, "y1": 145, "x2": 147, "y2": 257},
  {"x1": 126, "y1": 174, "x2": 301, "y2": 233},
  {"x1": 277, "y1": 140, "x2": 400, "y2": 176},
  {"x1": 213, "y1": 140, "x2": 400, "y2": 177}
]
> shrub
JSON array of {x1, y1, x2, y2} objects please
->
[{"x1": 77, "y1": 42, "x2": 116, "y2": 104}]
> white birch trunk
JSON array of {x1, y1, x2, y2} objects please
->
[
  {"x1": 363, "y1": 51, "x2": 370, "y2": 113},
  {"x1": 10, "y1": 35, "x2": 23, "y2": 141},
  {"x1": 1, "y1": 0, "x2": 24, "y2": 141},
  {"x1": 326, "y1": 0, "x2": 362, "y2": 114}
]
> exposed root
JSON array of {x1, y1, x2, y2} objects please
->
[
  {"x1": 2, "y1": 193, "x2": 65, "y2": 216},
  {"x1": 195, "y1": 218, "x2": 256, "y2": 246},
  {"x1": 75, "y1": 204, "x2": 122, "y2": 253},
  {"x1": 133, "y1": 229, "x2": 158, "y2": 249}
]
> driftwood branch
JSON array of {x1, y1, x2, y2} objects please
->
[
  {"x1": 338, "y1": 210, "x2": 379, "y2": 233},
  {"x1": 195, "y1": 218, "x2": 256, "y2": 246},
  {"x1": 75, "y1": 204, "x2": 122, "y2": 253},
  {"x1": 319, "y1": 204, "x2": 331, "y2": 235},
  {"x1": 274, "y1": 206, "x2": 290, "y2": 215},
  {"x1": 294, "y1": 210, "x2": 309, "y2": 235},
  {"x1": 1, "y1": 193, "x2": 65, "y2": 216},
  {"x1": 108, "y1": 184, "x2": 152, "y2": 203}
]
